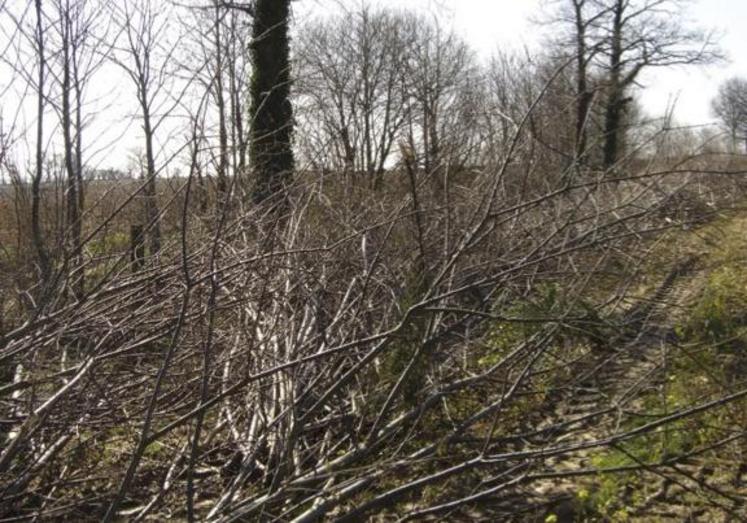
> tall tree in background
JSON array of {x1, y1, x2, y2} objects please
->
[
  {"x1": 57, "y1": 0, "x2": 83, "y2": 298},
  {"x1": 569, "y1": 0, "x2": 604, "y2": 163},
  {"x1": 116, "y1": 0, "x2": 162, "y2": 255},
  {"x1": 212, "y1": 2, "x2": 229, "y2": 199},
  {"x1": 600, "y1": 0, "x2": 625, "y2": 168},
  {"x1": 712, "y1": 77, "x2": 747, "y2": 153},
  {"x1": 596, "y1": 0, "x2": 720, "y2": 168},
  {"x1": 404, "y1": 14, "x2": 478, "y2": 184},
  {"x1": 544, "y1": 0, "x2": 607, "y2": 165},
  {"x1": 250, "y1": 0, "x2": 294, "y2": 205},
  {"x1": 545, "y1": 0, "x2": 720, "y2": 168},
  {"x1": 295, "y1": 6, "x2": 409, "y2": 184}
]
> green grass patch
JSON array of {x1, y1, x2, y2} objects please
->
[
  {"x1": 477, "y1": 283, "x2": 613, "y2": 370},
  {"x1": 677, "y1": 264, "x2": 747, "y2": 351}
]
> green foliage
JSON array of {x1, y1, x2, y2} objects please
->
[
  {"x1": 379, "y1": 327, "x2": 427, "y2": 407},
  {"x1": 379, "y1": 272, "x2": 430, "y2": 407},
  {"x1": 581, "y1": 349, "x2": 725, "y2": 520},
  {"x1": 478, "y1": 283, "x2": 612, "y2": 368},
  {"x1": 87, "y1": 232, "x2": 129, "y2": 257},
  {"x1": 578, "y1": 320, "x2": 732, "y2": 521},
  {"x1": 678, "y1": 265, "x2": 747, "y2": 350}
]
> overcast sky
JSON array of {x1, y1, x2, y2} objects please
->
[{"x1": 296, "y1": 0, "x2": 747, "y2": 127}]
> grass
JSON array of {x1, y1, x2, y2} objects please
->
[{"x1": 569, "y1": 205, "x2": 747, "y2": 521}]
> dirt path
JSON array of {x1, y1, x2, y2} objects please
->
[{"x1": 470, "y1": 253, "x2": 747, "y2": 522}]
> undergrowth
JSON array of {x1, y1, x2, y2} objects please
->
[{"x1": 568, "y1": 210, "x2": 747, "y2": 521}]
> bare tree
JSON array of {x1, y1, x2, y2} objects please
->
[
  {"x1": 48, "y1": 0, "x2": 111, "y2": 298},
  {"x1": 110, "y1": 0, "x2": 181, "y2": 256},
  {"x1": 402, "y1": 14, "x2": 480, "y2": 184},
  {"x1": 712, "y1": 76, "x2": 747, "y2": 153},
  {"x1": 543, "y1": 0, "x2": 609, "y2": 164},
  {"x1": 483, "y1": 49, "x2": 533, "y2": 159},
  {"x1": 210, "y1": 2, "x2": 229, "y2": 199},
  {"x1": 542, "y1": 0, "x2": 719, "y2": 169},
  {"x1": 296, "y1": 5, "x2": 410, "y2": 187},
  {"x1": 225, "y1": 8, "x2": 250, "y2": 193},
  {"x1": 483, "y1": 48, "x2": 580, "y2": 177},
  {"x1": 593, "y1": 0, "x2": 720, "y2": 168}
]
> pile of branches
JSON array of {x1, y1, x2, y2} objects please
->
[{"x1": 1, "y1": 138, "x2": 746, "y2": 521}]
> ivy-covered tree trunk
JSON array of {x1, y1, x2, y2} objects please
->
[
  {"x1": 250, "y1": 0, "x2": 294, "y2": 205},
  {"x1": 572, "y1": 0, "x2": 592, "y2": 165},
  {"x1": 602, "y1": 0, "x2": 624, "y2": 169}
]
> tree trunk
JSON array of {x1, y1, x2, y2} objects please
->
[
  {"x1": 214, "y1": 5, "x2": 229, "y2": 200},
  {"x1": 573, "y1": 0, "x2": 591, "y2": 164},
  {"x1": 250, "y1": 0, "x2": 294, "y2": 205},
  {"x1": 61, "y1": 8, "x2": 83, "y2": 299},
  {"x1": 602, "y1": 0, "x2": 624, "y2": 169},
  {"x1": 130, "y1": 224, "x2": 145, "y2": 272},
  {"x1": 603, "y1": 90, "x2": 624, "y2": 168},
  {"x1": 227, "y1": 13, "x2": 247, "y2": 186},
  {"x1": 32, "y1": 0, "x2": 50, "y2": 286},
  {"x1": 140, "y1": 88, "x2": 161, "y2": 257}
]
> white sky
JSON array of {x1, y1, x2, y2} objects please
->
[{"x1": 297, "y1": 0, "x2": 747, "y2": 127}]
